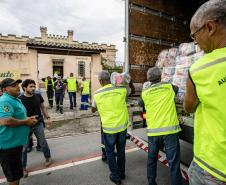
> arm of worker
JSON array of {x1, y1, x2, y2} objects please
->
[
  {"x1": 0, "y1": 117, "x2": 37, "y2": 127},
  {"x1": 40, "y1": 102, "x2": 52, "y2": 128},
  {"x1": 91, "y1": 99, "x2": 97, "y2": 113},
  {"x1": 138, "y1": 98, "x2": 144, "y2": 107},
  {"x1": 183, "y1": 73, "x2": 199, "y2": 113},
  {"x1": 128, "y1": 80, "x2": 135, "y2": 96},
  {"x1": 0, "y1": 102, "x2": 37, "y2": 127},
  {"x1": 172, "y1": 84, "x2": 179, "y2": 95},
  {"x1": 76, "y1": 81, "x2": 79, "y2": 92}
]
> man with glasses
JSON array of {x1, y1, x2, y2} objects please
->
[
  {"x1": 0, "y1": 78, "x2": 37, "y2": 185},
  {"x1": 184, "y1": 0, "x2": 226, "y2": 184}
]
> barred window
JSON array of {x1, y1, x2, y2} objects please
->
[{"x1": 78, "y1": 61, "x2": 85, "y2": 77}]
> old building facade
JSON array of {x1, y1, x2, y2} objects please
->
[{"x1": 0, "y1": 27, "x2": 116, "y2": 94}]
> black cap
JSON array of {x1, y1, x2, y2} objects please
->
[{"x1": 1, "y1": 78, "x2": 22, "y2": 88}]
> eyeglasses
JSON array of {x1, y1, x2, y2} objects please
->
[
  {"x1": 190, "y1": 24, "x2": 206, "y2": 40},
  {"x1": 190, "y1": 18, "x2": 222, "y2": 40}
]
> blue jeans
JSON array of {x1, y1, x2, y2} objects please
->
[
  {"x1": 103, "y1": 129, "x2": 127, "y2": 181},
  {"x1": 22, "y1": 122, "x2": 51, "y2": 168},
  {"x1": 80, "y1": 94, "x2": 89, "y2": 110},
  {"x1": 68, "y1": 92, "x2": 76, "y2": 108},
  {"x1": 147, "y1": 133, "x2": 182, "y2": 185},
  {"x1": 188, "y1": 161, "x2": 226, "y2": 185},
  {"x1": 101, "y1": 127, "x2": 106, "y2": 159}
]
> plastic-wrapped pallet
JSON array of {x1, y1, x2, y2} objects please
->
[
  {"x1": 195, "y1": 45, "x2": 202, "y2": 53},
  {"x1": 172, "y1": 50, "x2": 204, "y2": 103},
  {"x1": 156, "y1": 49, "x2": 168, "y2": 68},
  {"x1": 161, "y1": 67, "x2": 176, "y2": 83},
  {"x1": 193, "y1": 51, "x2": 205, "y2": 62},
  {"x1": 161, "y1": 48, "x2": 178, "y2": 83},
  {"x1": 178, "y1": 42, "x2": 196, "y2": 56}
]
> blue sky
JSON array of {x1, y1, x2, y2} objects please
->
[{"x1": 0, "y1": 0, "x2": 125, "y2": 63}]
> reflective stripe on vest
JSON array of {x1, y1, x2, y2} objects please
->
[
  {"x1": 190, "y1": 47, "x2": 226, "y2": 182},
  {"x1": 102, "y1": 122, "x2": 128, "y2": 132},
  {"x1": 95, "y1": 86, "x2": 125, "y2": 95},
  {"x1": 147, "y1": 125, "x2": 180, "y2": 134},
  {"x1": 94, "y1": 84, "x2": 129, "y2": 134},
  {"x1": 194, "y1": 156, "x2": 226, "y2": 180},
  {"x1": 67, "y1": 77, "x2": 77, "y2": 92},
  {"x1": 142, "y1": 82, "x2": 180, "y2": 137},
  {"x1": 45, "y1": 79, "x2": 54, "y2": 89},
  {"x1": 190, "y1": 57, "x2": 226, "y2": 75}
]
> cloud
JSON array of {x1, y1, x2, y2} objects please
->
[{"x1": 0, "y1": 0, "x2": 125, "y2": 62}]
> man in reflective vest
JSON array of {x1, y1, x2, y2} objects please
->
[
  {"x1": 141, "y1": 67, "x2": 182, "y2": 185},
  {"x1": 67, "y1": 73, "x2": 78, "y2": 110},
  {"x1": 44, "y1": 76, "x2": 54, "y2": 108},
  {"x1": 184, "y1": 1, "x2": 226, "y2": 184},
  {"x1": 92, "y1": 70, "x2": 129, "y2": 185},
  {"x1": 80, "y1": 77, "x2": 90, "y2": 110}
]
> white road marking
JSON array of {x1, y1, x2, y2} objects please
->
[{"x1": 0, "y1": 147, "x2": 139, "y2": 184}]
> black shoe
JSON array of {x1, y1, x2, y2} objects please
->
[
  {"x1": 56, "y1": 108, "x2": 59, "y2": 111},
  {"x1": 26, "y1": 147, "x2": 32, "y2": 153},
  {"x1": 109, "y1": 175, "x2": 121, "y2": 185},
  {"x1": 70, "y1": 107, "x2": 73, "y2": 110},
  {"x1": 120, "y1": 174, "x2": 125, "y2": 180},
  {"x1": 60, "y1": 109, "x2": 63, "y2": 114}
]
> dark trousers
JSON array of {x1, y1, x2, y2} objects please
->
[
  {"x1": 47, "y1": 90, "x2": 54, "y2": 107},
  {"x1": 147, "y1": 133, "x2": 182, "y2": 185},
  {"x1": 0, "y1": 146, "x2": 23, "y2": 182},
  {"x1": 68, "y1": 92, "x2": 76, "y2": 108},
  {"x1": 104, "y1": 129, "x2": 127, "y2": 181},
  {"x1": 22, "y1": 122, "x2": 51, "y2": 168},
  {"x1": 55, "y1": 93, "x2": 64, "y2": 110},
  {"x1": 101, "y1": 127, "x2": 106, "y2": 159},
  {"x1": 80, "y1": 94, "x2": 89, "y2": 110}
]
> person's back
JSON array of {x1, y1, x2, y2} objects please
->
[
  {"x1": 94, "y1": 84, "x2": 129, "y2": 133},
  {"x1": 92, "y1": 70, "x2": 129, "y2": 185},
  {"x1": 142, "y1": 82, "x2": 179, "y2": 136},
  {"x1": 141, "y1": 67, "x2": 182, "y2": 185}
]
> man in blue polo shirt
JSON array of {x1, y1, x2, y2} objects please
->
[{"x1": 0, "y1": 78, "x2": 37, "y2": 185}]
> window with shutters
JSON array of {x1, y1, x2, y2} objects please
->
[{"x1": 78, "y1": 61, "x2": 85, "y2": 77}]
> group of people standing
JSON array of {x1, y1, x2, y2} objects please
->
[
  {"x1": 0, "y1": 78, "x2": 52, "y2": 185},
  {"x1": 44, "y1": 72, "x2": 90, "y2": 114}
]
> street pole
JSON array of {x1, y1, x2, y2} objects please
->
[{"x1": 124, "y1": 0, "x2": 129, "y2": 73}]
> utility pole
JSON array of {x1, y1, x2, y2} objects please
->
[{"x1": 124, "y1": 0, "x2": 129, "y2": 72}]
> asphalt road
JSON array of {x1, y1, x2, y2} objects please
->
[{"x1": 0, "y1": 132, "x2": 189, "y2": 185}]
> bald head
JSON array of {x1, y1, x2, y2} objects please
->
[{"x1": 191, "y1": 0, "x2": 226, "y2": 29}]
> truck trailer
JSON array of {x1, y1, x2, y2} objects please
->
[{"x1": 125, "y1": 0, "x2": 208, "y2": 181}]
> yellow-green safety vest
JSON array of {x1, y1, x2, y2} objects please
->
[
  {"x1": 141, "y1": 82, "x2": 181, "y2": 137},
  {"x1": 67, "y1": 77, "x2": 77, "y2": 92},
  {"x1": 190, "y1": 47, "x2": 226, "y2": 182},
  {"x1": 45, "y1": 79, "x2": 54, "y2": 90},
  {"x1": 82, "y1": 80, "x2": 90, "y2": 95},
  {"x1": 94, "y1": 84, "x2": 129, "y2": 134}
]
